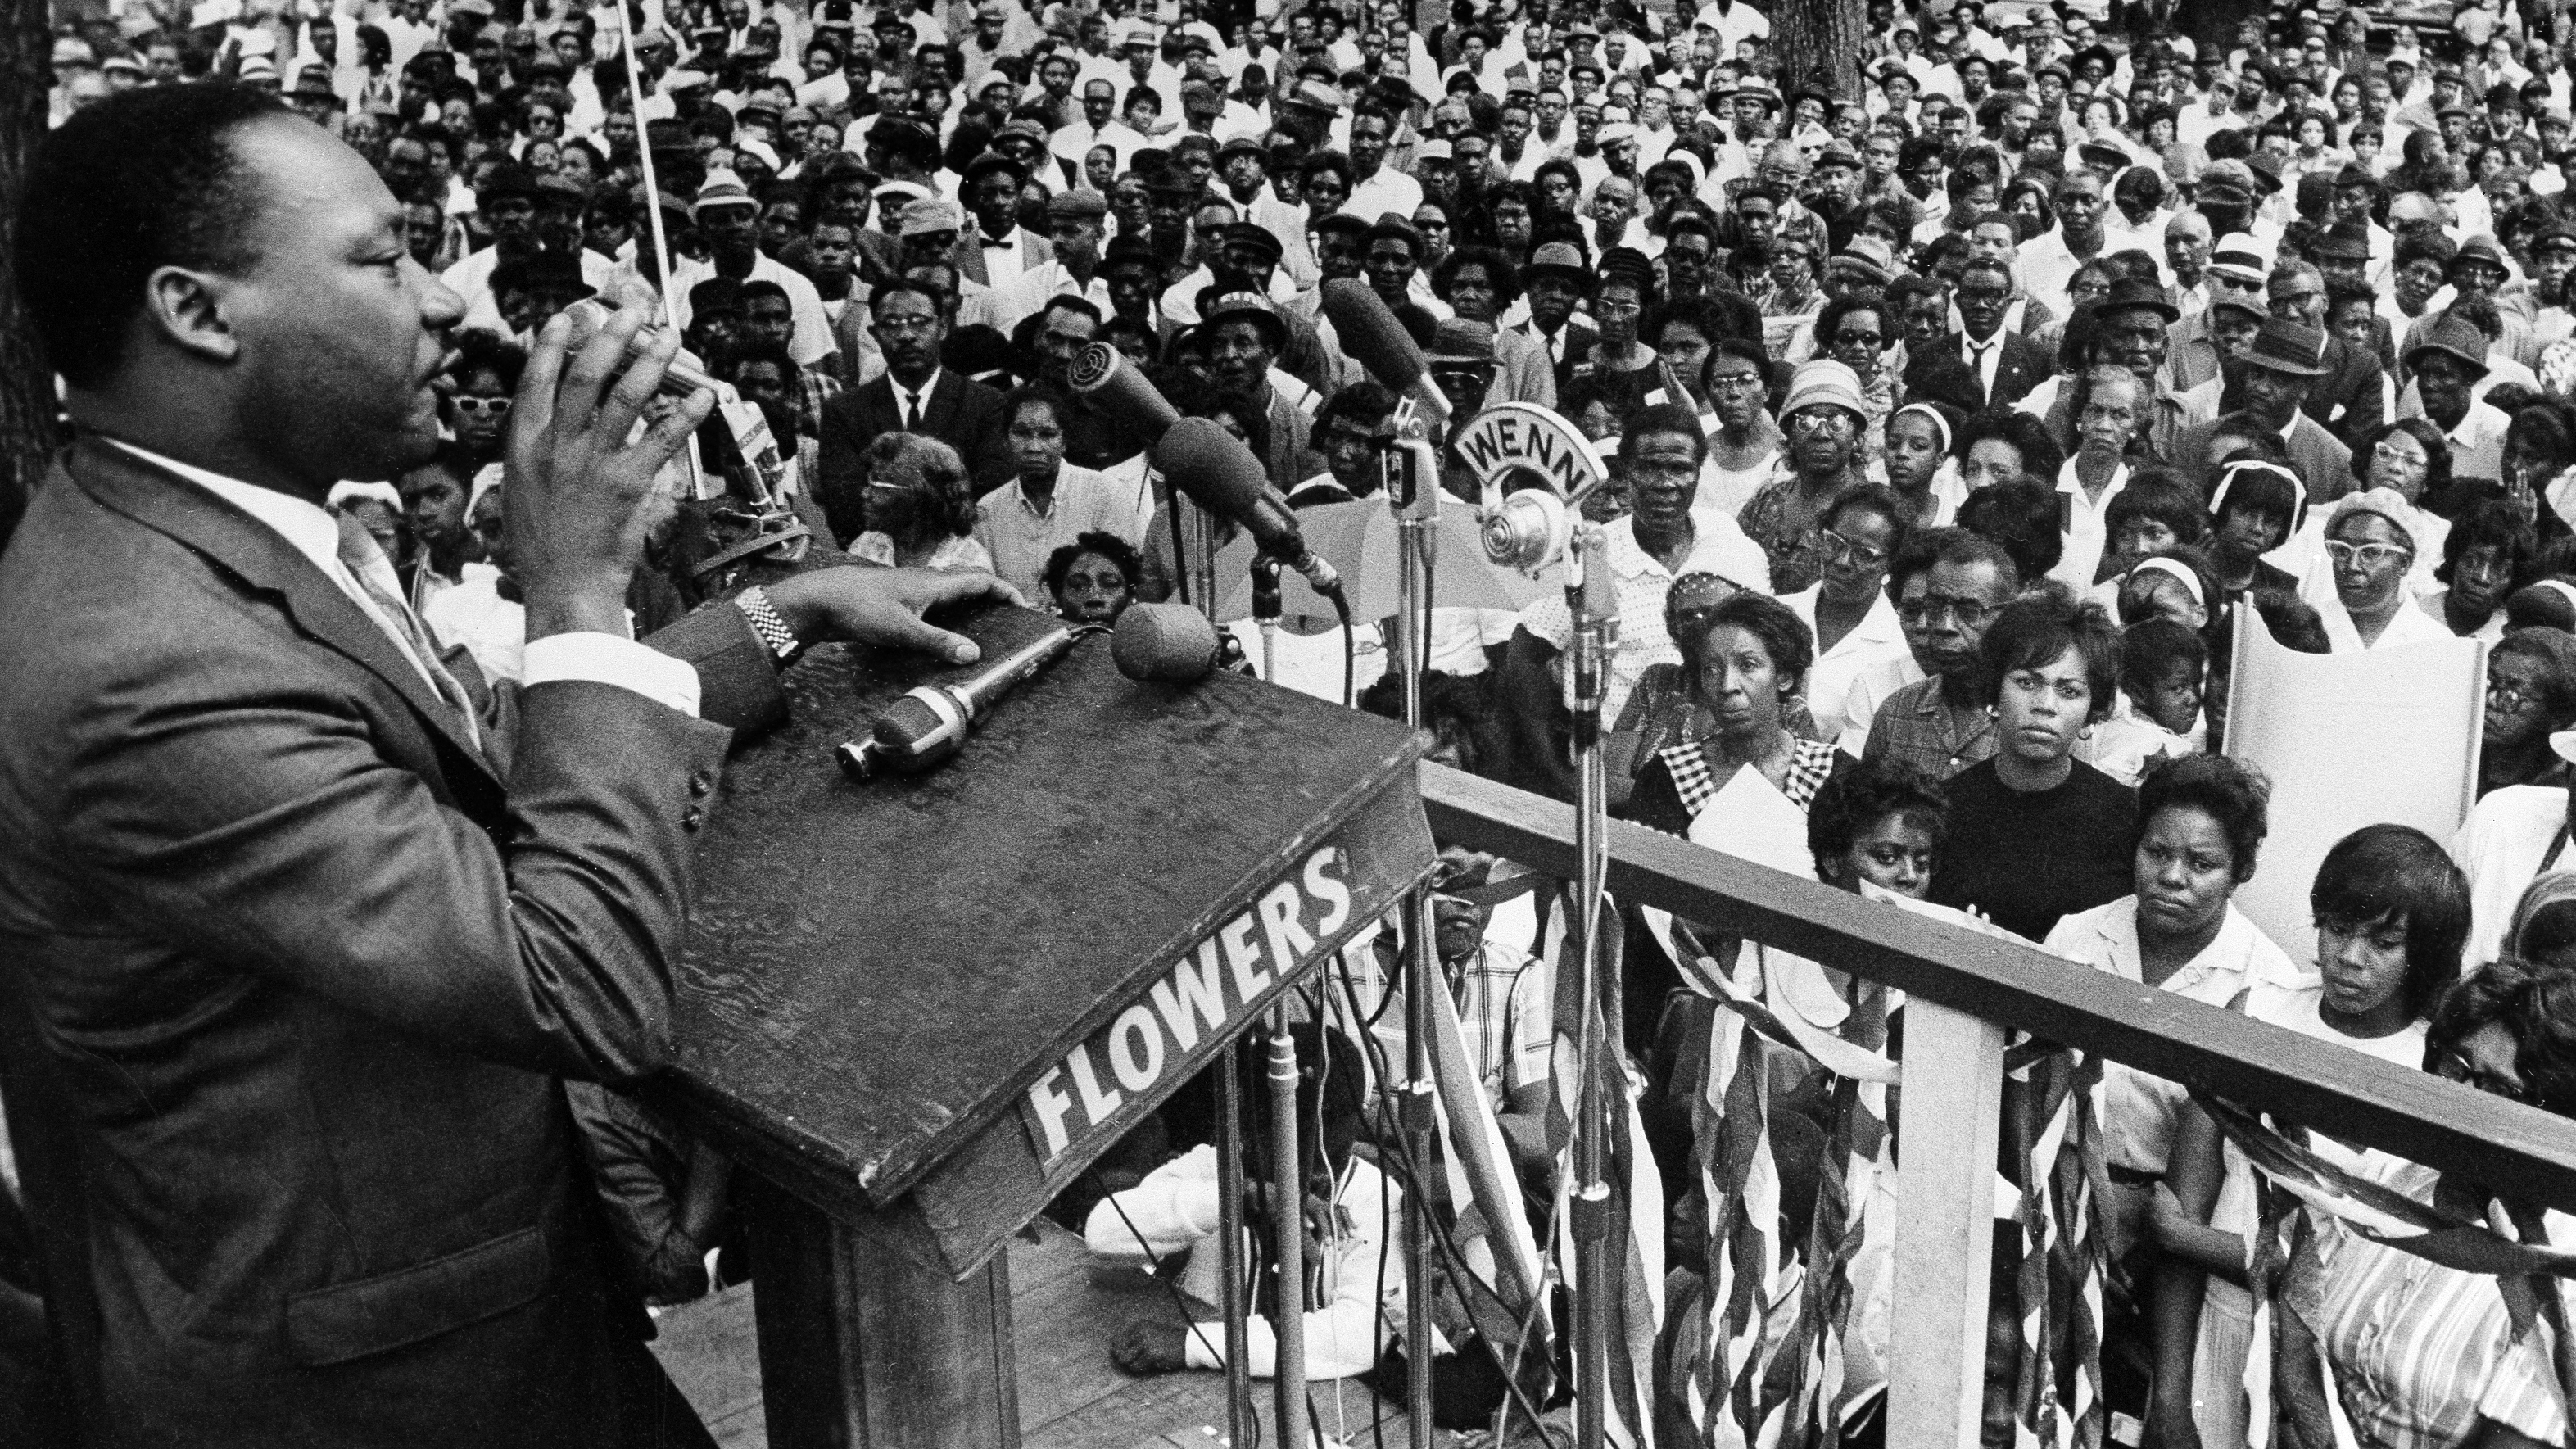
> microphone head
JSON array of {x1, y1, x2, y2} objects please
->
[
  {"x1": 1111, "y1": 602, "x2": 1223, "y2": 684},
  {"x1": 1067, "y1": 342, "x2": 1181, "y2": 444},
  {"x1": 1482, "y1": 487, "x2": 1570, "y2": 574},
  {"x1": 1319, "y1": 278, "x2": 1428, "y2": 393},
  {"x1": 1152, "y1": 415, "x2": 1276, "y2": 519}
]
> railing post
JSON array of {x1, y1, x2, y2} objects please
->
[{"x1": 1887, "y1": 998, "x2": 2008, "y2": 1449}]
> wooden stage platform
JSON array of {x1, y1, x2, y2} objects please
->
[{"x1": 651, "y1": 1219, "x2": 1434, "y2": 1449}]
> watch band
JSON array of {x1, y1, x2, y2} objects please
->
[{"x1": 736, "y1": 586, "x2": 802, "y2": 666}]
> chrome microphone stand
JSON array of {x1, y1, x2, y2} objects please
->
[
  {"x1": 1564, "y1": 526, "x2": 1617, "y2": 1449},
  {"x1": 1181, "y1": 495, "x2": 1258, "y2": 1449},
  {"x1": 1381, "y1": 402, "x2": 1444, "y2": 1449}
]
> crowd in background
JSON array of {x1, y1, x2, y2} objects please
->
[{"x1": 52, "y1": 0, "x2": 2576, "y2": 1443}]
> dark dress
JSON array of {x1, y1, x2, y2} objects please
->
[{"x1": 1927, "y1": 757, "x2": 2138, "y2": 943}]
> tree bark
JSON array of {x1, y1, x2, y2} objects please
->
[
  {"x1": 0, "y1": 0, "x2": 61, "y2": 555},
  {"x1": 1771, "y1": 0, "x2": 1871, "y2": 102}
]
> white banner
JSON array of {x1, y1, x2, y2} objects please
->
[{"x1": 2222, "y1": 619, "x2": 2487, "y2": 962}]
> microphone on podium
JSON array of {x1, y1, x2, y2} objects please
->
[
  {"x1": 1317, "y1": 278, "x2": 1453, "y2": 436},
  {"x1": 1111, "y1": 603, "x2": 1224, "y2": 683},
  {"x1": 836, "y1": 624, "x2": 1090, "y2": 779},
  {"x1": 1151, "y1": 418, "x2": 1346, "y2": 605},
  {"x1": 1066, "y1": 343, "x2": 1181, "y2": 445}
]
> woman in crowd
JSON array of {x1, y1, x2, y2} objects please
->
[
  {"x1": 1627, "y1": 592, "x2": 1840, "y2": 838},
  {"x1": 1930, "y1": 594, "x2": 2138, "y2": 941},
  {"x1": 2091, "y1": 472, "x2": 2212, "y2": 613},
  {"x1": 2114, "y1": 551, "x2": 2217, "y2": 636},
  {"x1": 1956, "y1": 478, "x2": 2067, "y2": 588},
  {"x1": 1740, "y1": 360, "x2": 1875, "y2": 595},
  {"x1": 2150, "y1": 824, "x2": 2469, "y2": 1449},
  {"x1": 2206, "y1": 460, "x2": 2307, "y2": 603},
  {"x1": 2478, "y1": 627, "x2": 2576, "y2": 796},
  {"x1": 2324, "y1": 419, "x2": 2452, "y2": 590},
  {"x1": 846, "y1": 432, "x2": 994, "y2": 571},
  {"x1": 2422, "y1": 499, "x2": 2535, "y2": 641},
  {"x1": 1042, "y1": 532, "x2": 1143, "y2": 627},
  {"x1": 1699, "y1": 340, "x2": 1783, "y2": 519},
  {"x1": 2317, "y1": 490, "x2": 2452, "y2": 651},
  {"x1": 1806, "y1": 758, "x2": 1949, "y2": 899},
  {"x1": 1579, "y1": 249, "x2": 1663, "y2": 413},
  {"x1": 1881, "y1": 401, "x2": 1966, "y2": 530},
  {"x1": 1954, "y1": 406, "x2": 2065, "y2": 493},
  {"x1": 1786, "y1": 486, "x2": 1913, "y2": 745},
  {"x1": 2295, "y1": 955, "x2": 2576, "y2": 1449},
  {"x1": 442, "y1": 331, "x2": 526, "y2": 473}
]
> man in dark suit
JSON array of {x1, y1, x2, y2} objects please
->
[
  {"x1": 2270, "y1": 259, "x2": 2386, "y2": 447},
  {"x1": 1514, "y1": 241, "x2": 1600, "y2": 396},
  {"x1": 0, "y1": 86, "x2": 1009, "y2": 1449},
  {"x1": 817, "y1": 275, "x2": 1012, "y2": 543},
  {"x1": 1947, "y1": 256, "x2": 2052, "y2": 408}
]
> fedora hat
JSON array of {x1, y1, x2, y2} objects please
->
[{"x1": 2242, "y1": 316, "x2": 2329, "y2": 377}]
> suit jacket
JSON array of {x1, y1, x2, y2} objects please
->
[
  {"x1": 815, "y1": 369, "x2": 1013, "y2": 544},
  {"x1": 953, "y1": 224, "x2": 1056, "y2": 288},
  {"x1": 2175, "y1": 410, "x2": 2355, "y2": 506},
  {"x1": 2305, "y1": 333, "x2": 2388, "y2": 448},
  {"x1": 1940, "y1": 328, "x2": 2052, "y2": 410},
  {"x1": 1519, "y1": 319, "x2": 1600, "y2": 396},
  {"x1": 0, "y1": 438, "x2": 790, "y2": 1447}
]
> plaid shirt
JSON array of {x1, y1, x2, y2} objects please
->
[
  {"x1": 793, "y1": 366, "x2": 844, "y2": 446},
  {"x1": 1858, "y1": 674, "x2": 1996, "y2": 781}
]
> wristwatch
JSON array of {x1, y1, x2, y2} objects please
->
[{"x1": 736, "y1": 586, "x2": 803, "y2": 667}]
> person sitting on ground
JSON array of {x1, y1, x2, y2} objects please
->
[{"x1": 1090, "y1": 1026, "x2": 1401, "y2": 1383}]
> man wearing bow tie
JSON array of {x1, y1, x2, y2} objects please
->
[{"x1": 958, "y1": 152, "x2": 1054, "y2": 289}]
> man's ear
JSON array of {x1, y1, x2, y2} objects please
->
[{"x1": 143, "y1": 265, "x2": 242, "y2": 365}]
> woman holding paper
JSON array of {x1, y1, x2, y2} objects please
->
[{"x1": 1626, "y1": 592, "x2": 1842, "y2": 839}]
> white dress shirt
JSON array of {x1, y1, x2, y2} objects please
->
[
  {"x1": 2052, "y1": 457, "x2": 2130, "y2": 593},
  {"x1": 106, "y1": 440, "x2": 698, "y2": 718}
]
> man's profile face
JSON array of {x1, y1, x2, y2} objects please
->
[{"x1": 203, "y1": 117, "x2": 467, "y2": 484}]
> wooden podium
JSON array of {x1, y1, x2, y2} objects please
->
[{"x1": 661, "y1": 605, "x2": 1435, "y2": 1449}]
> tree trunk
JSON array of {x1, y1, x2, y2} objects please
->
[
  {"x1": 1772, "y1": 0, "x2": 1871, "y2": 102},
  {"x1": 0, "y1": 0, "x2": 61, "y2": 555}
]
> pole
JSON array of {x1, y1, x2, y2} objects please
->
[
  {"x1": 1565, "y1": 525, "x2": 1617, "y2": 1449},
  {"x1": 1384, "y1": 405, "x2": 1441, "y2": 1449},
  {"x1": 608, "y1": 0, "x2": 684, "y2": 343},
  {"x1": 1268, "y1": 1009, "x2": 1311, "y2": 1449},
  {"x1": 1184, "y1": 497, "x2": 1258, "y2": 1449}
]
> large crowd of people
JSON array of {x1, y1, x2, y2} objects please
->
[{"x1": 42, "y1": 0, "x2": 2576, "y2": 1444}]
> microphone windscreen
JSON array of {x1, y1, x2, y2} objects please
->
[
  {"x1": 1319, "y1": 278, "x2": 1428, "y2": 394},
  {"x1": 1111, "y1": 602, "x2": 1223, "y2": 684},
  {"x1": 1067, "y1": 343, "x2": 1180, "y2": 444},
  {"x1": 1151, "y1": 416, "x2": 1275, "y2": 520}
]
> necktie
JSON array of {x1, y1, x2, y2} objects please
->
[
  {"x1": 900, "y1": 391, "x2": 918, "y2": 430},
  {"x1": 334, "y1": 511, "x2": 482, "y2": 750}
]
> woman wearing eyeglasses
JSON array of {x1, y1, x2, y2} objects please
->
[
  {"x1": 1784, "y1": 486, "x2": 1915, "y2": 744},
  {"x1": 2144, "y1": 824, "x2": 2469, "y2": 1449},
  {"x1": 2278, "y1": 954, "x2": 2576, "y2": 1449},
  {"x1": 2476, "y1": 628, "x2": 2576, "y2": 798},
  {"x1": 1698, "y1": 340, "x2": 1785, "y2": 520},
  {"x1": 1739, "y1": 360, "x2": 1874, "y2": 595},
  {"x1": 2316, "y1": 490, "x2": 2453, "y2": 652}
]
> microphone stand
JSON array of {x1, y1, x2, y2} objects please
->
[
  {"x1": 1382, "y1": 403, "x2": 1442, "y2": 1449},
  {"x1": 1252, "y1": 556, "x2": 1283, "y2": 684},
  {"x1": 1247, "y1": 546, "x2": 1311, "y2": 1445},
  {"x1": 1183, "y1": 487, "x2": 1256, "y2": 1449},
  {"x1": 1565, "y1": 525, "x2": 1617, "y2": 1449}
]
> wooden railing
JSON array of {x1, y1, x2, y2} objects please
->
[{"x1": 1419, "y1": 763, "x2": 2576, "y2": 1447}]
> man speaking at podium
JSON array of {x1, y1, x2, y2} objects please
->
[{"x1": 0, "y1": 86, "x2": 1010, "y2": 1447}]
